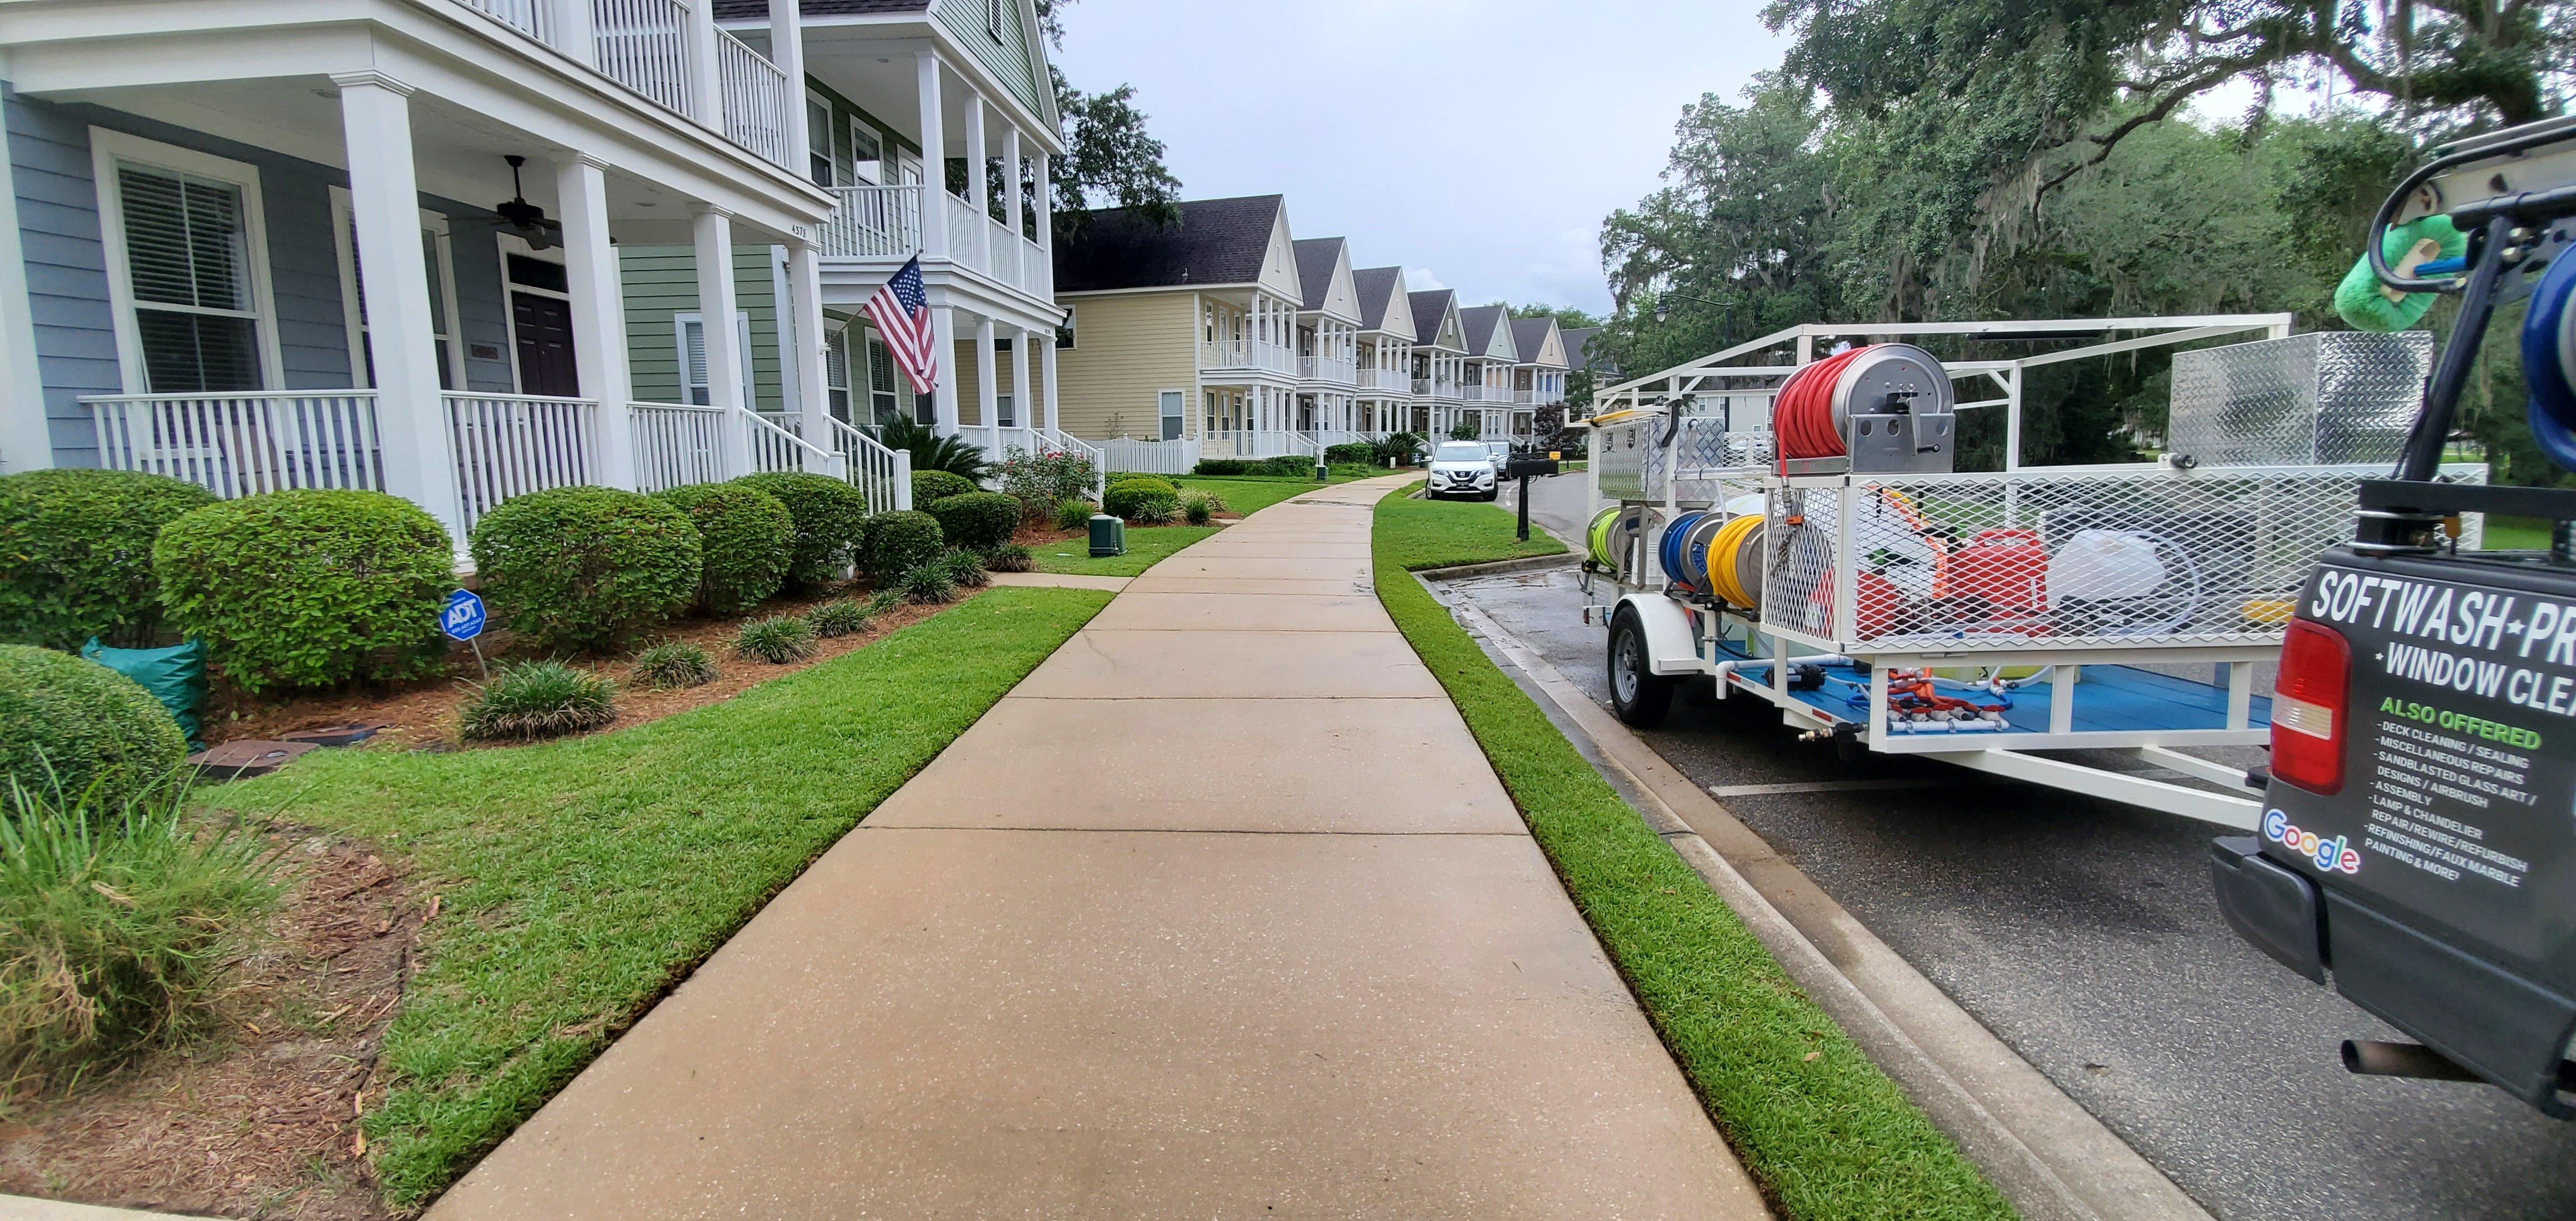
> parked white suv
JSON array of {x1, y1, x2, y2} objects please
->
[{"x1": 1425, "y1": 442, "x2": 1500, "y2": 500}]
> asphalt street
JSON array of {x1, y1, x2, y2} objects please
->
[{"x1": 1464, "y1": 472, "x2": 2576, "y2": 1221}]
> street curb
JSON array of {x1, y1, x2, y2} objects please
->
[
  {"x1": 1412, "y1": 553, "x2": 1577, "y2": 581},
  {"x1": 1432, "y1": 589, "x2": 2214, "y2": 1221}
]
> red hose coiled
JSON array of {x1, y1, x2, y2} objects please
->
[{"x1": 1775, "y1": 345, "x2": 1873, "y2": 463}]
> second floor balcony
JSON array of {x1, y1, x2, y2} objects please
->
[
  {"x1": 458, "y1": 0, "x2": 796, "y2": 172},
  {"x1": 1300, "y1": 356, "x2": 1358, "y2": 384},
  {"x1": 1202, "y1": 339, "x2": 1298, "y2": 375},
  {"x1": 815, "y1": 184, "x2": 1050, "y2": 301},
  {"x1": 1360, "y1": 368, "x2": 1411, "y2": 392}
]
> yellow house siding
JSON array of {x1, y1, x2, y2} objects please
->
[{"x1": 1052, "y1": 291, "x2": 1198, "y2": 441}]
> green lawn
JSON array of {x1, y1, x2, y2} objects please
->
[
  {"x1": 202, "y1": 588, "x2": 1112, "y2": 1207},
  {"x1": 1031, "y1": 525, "x2": 1219, "y2": 576},
  {"x1": 1372, "y1": 484, "x2": 2012, "y2": 1221},
  {"x1": 1172, "y1": 476, "x2": 1351, "y2": 516},
  {"x1": 2485, "y1": 514, "x2": 2551, "y2": 551}
]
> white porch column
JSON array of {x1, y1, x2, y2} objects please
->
[
  {"x1": 1041, "y1": 330, "x2": 1060, "y2": 433},
  {"x1": 0, "y1": 87, "x2": 51, "y2": 472},
  {"x1": 556, "y1": 154, "x2": 634, "y2": 488},
  {"x1": 962, "y1": 91, "x2": 988, "y2": 268},
  {"x1": 686, "y1": 0, "x2": 723, "y2": 130},
  {"x1": 1010, "y1": 324, "x2": 1031, "y2": 438},
  {"x1": 1001, "y1": 124, "x2": 1022, "y2": 244},
  {"x1": 332, "y1": 73, "x2": 462, "y2": 541},
  {"x1": 916, "y1": 53, "x2": 947, "y2": 259},
  {"x1": 692, "y1": 205, "x2": 750, "y2": 477},
  {"x1": 930, "y1": 306, "x2": 959, "y2": 433},
  {"x1": 787, "y1": 240, "x2": 831, "y2": 447},
  {"x1": 767, "y1": 0, "x2": 807, "y2": 165},
  {"x1": 1032, "y1": 150, "x2": 1052, "y2": 293},
  {"x1": 974, "y1": 313, "x2": 998, "y2": 451}
]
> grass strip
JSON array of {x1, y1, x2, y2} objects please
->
[
  {"x1": 203, "y1": 588, "x2": 1112, "y2": 1207},
  {"x1": 1172, "y1": 476, "x2": 1348, "y2": 516},
  {"x1": 1372, "y1": 484, "x2": 2014, "y2": 1221},
  {"x1": 1032, "y1": 525, "x2": 1218, "y2": 576}
]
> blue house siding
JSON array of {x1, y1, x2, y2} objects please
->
[{"x1": 6, "y1": 84, "x2": 120, "y2": 467}]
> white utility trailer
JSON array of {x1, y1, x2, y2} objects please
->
[{"x1": 1580, "y1": 315, "x2": 2487, "y2": 828}]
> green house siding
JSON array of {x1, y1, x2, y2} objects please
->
[
  {"x1": 930, "y1": 0, "x2": 1054, "y2": 127},
  {"x1": 621, "y1": 245, "x2": 784, "y2": 410}
]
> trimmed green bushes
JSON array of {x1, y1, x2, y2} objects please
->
[
  {"x1": 911, "y1": 469, "x2": 978, "y2": 505},
  {"x1": 471, "y1": 487, "x2": 700, "y2": 655},
  {"x1": 925, "y1": 491, "x2": 1021, "y2": 552},
  {"x1": 1103, "y1": 476, "x2": 1180, "y2": 523},
  {"x1": 734, "y1": 473, "x2": 870, "y2": 588},
  {"x1": 155, "y1": 490, "x2": 454, "y2": 693},
  {"x1": 655, "y1": 484, "x2": 793, "y2": 615},
  {"x1": 1190, "y1": 459, "x2": 1248, "y2": 476},
  {"x1": 861, "y1": 511, "x2": 945, "y2": 580},
  {"x1": 0, "y1": 469, "x2": 217, "y2": 651},
  {"x1": 1324, "y1": 442, "x2": 1375, "y2": 466},
  {"x1": 0, "y1": 645, "x2": 187, "y2": 808}
]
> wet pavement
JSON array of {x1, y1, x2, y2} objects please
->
[{"x1": 1450, "y1": 473, "x2": 2576, "y2": 1221}]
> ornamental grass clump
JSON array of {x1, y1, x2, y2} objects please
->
[
  {"x1": 805, "y1": 600, "x2": 871, "y2": 638},
  {"x1": 940, "y1": 548, "x2": 990, "y2": 589},
  {"x1": 628, "y1": 641, "x2": 717, "y2": 690},
  {"x1": 898, "y1": 562, "x2": 956, "y2": 605},
  {"x1": 1054, "y1": 499, "x2": 1099, "y2": 532},
  {"x1": 861, "y1": 589, "x2": 906, "y2": 618},
  {"x1": 458, "y1": 662, "x2": 618, "y2": 741},
  {"x1": 732, "y1": 615, "x2": 817, "y2": 665},
  {"x1": 1177, "y1": 488, "x2": 1227, "y2": 526},
  {"x1": 0, "y1": 771, "x2": 278, "y2": 1093},
  {"x1": 983, "y1": 542, "x2": 1035, "y2": 573}
]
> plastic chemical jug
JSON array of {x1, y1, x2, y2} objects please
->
[{"x1": 2047, "y1": 529, "x2": 2167, "y2": 603}]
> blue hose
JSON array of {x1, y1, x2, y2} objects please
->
[{"x1": 2525, "y1": 248, "x2": 2576, "y2": 471}]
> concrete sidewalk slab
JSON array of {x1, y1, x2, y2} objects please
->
[
  {"x1": 868, "y1": 697, "x2": 1518, "y2": 832},
  {"x1": 1173, "y1": 542, "x2": 1372, "y2": 559},
  {"x1": 1083, "y1": 590, "x2": 1398, "y2": 632},
  {"x1": 1120, "y1": 575, "x2": 1373, "y2": 595},
  {"x1": 1140, "y1": 555, "x2": 1372, "y2": 581},
  {"x1": 1013, "y1": 629, "x2": 1442, "y2": 699},
  {"x1": 986, "y1": 571, "x2": 1133, "y2": 591}
]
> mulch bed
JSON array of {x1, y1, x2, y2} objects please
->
[{"x1": 0, "y1": 829, "x2": 423, "y2": 1219}]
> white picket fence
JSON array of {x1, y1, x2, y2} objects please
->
[{"x1": 1097, "y1": 436, "x2": 1195, "y2": 476}]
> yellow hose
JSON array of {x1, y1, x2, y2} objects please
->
[{"x1": 1708, "y1": 514, "x2": 1765, "y2": 608}]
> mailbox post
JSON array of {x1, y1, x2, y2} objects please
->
[{"x1": 1504, "y1": 450, "x2": 1562, "y2": 541}]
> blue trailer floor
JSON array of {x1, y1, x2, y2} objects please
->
[{"x1": 1722, "y1": 661, "x2": 2271, "y2": 736}]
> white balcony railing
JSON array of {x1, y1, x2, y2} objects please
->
[
  {"x1": 825, "y1": 417, "x2": 914, "y2": 514},
  {"x1": 461, "y1": 0, "x2": 552, "y2": 40},
  {"x1": 592, "y1": 0, "x2": 695, "y2": 117},
  {"x1": 629, "y1": 400, "x2": 727, "y2": 492},
  {"x1": 1200, "y1": 340, "x2": 1296, "y2": 374},
  {"x1": 1513, "y1": 388, "x2": 1536, "y2": 404},
  {"x1": 1010, "y1": 231, "x2": 1048, "y2": 297},
  {"x1": 447, "y1": 393, "x2": 599, "y2": 533},
  {"x1": 818, "y1": 184, "x2": 923, "y2": 258},
  {"x1": 84, "y1": 392, "x2": 385, "y2": 499},
  {"x1": 1298, "y1": 356, "x2": 1357, "y2": 384},
  {"x1": 716, "y1": 27, "x2": 793, "y2": 171},
  {"x1": 1362, "y1": 368, "x2": 1410, "y2": 391}
]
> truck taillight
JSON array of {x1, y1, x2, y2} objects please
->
[{"x1": 2272, "y1": 619, "x2": 2351, "y2": 794}]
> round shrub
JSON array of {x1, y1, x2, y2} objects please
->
[
  {"x1": 155, "y1": 490, "x2": 454, "y2": 693},
  {"x1": 984, "y1": 542, "x2": 1035, "y2": 573},
  {"x1": 861, "y1": 511, "x2": 945, "y2": 580},
  {"x1": 629, "y1": 641, "x2": 717, "y2": 690},
  {"x1": 655, "y1": 484, "x2": 793, "y2": 615},
  {"x1": 1054, "y1": 499, "x2": 1099, "y2": 532},
  {"x1": 460, "y1": 660, "x2": 617, "y2": 741},
  {"x1": 898, "y1": 562, "x2": 956, "y2": 605},
  {"x1": 470, "y1": 487, "x2": 700, "y2": 656},
  {"x1": 925, "y1": 491, "x2": 1022, "y2": 552},
  {"x1": 0, "y1": 470, "x2": 216, "y2": 651},
  {"x1": 912, "y1": 469, "x2": 978, "y2": 505},
  {"x1": 806, "y1": 599, "x2": 871, "y2": 638},
  {"x1": 1102, "y1": 477, "x2": 1178, "y2": 521},
  {"x1": 733, "y1": 473, "x2": 870, "y2": 588},
  {"x1": 733, "y1": 614, "x2": 817, "y2": 664},
  {"x1": 1324, "y1": 443, "x2": 1374, "y2": 466},
  {"x1": 1109, "y1": 475, "x2": 1176, "y2": 495},
  {"x1": 0, "y1": 645, "x2": 187, "y2": 808}
]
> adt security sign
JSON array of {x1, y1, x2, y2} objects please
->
[{"x1": 440, "y1": 589, "x2": 486, "y2": 641}]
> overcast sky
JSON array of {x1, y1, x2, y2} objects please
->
[{"x1": 1051, "y1": 0, "x2": 1788, "y2": 318}]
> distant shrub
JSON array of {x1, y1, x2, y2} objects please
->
[
  {"x1": 911, "y1": 469, "x2": 978, "y2": 506},
  {"x1": 732, "y1": 473, "x2": 869, "y2": 588},
  {"x1": 629, "y1": 641, "x2": 717, "y2": 690},
  {"x1": 1107, "y1": 475, "x2": 1176, "y2": 495},
  {"x1": 995, "y1": 447, "x2": 1098, "y2": 504},
  {"x1": 897, "y1": 562, "x2": 956, "y2": 605},
  {"x1": 0, "y1": 645, "x2": 187, "y2": 811},
  {"x1": 0, "y1": 470, "x2": 216, "y2": 651},
  {"x1": 984, "y1": 542, "x2": 1035, "y2": 573},
  {"x1": 155, "y1": 490, "x2": 453, "y2": 693},
  {"x1": 470, "y1": 487, "x2": 700, "y2": 655},
  {"x1": 1054, "y1": 499, "x2": 1100, "y2": 532},
  {"x1": 861, "y1": 511, "x2": 945, "y2": 580},
  {"x1": 655, "y1": 484, "x2": 792, "y2": 615},
  {"x1": 459, "y1": 661, "x2": 617, "y2": 741},
  {"x1": 940, "y1": 548, "x2": 990, "y2": 589},
  {"x1": 1178, "y1": 489, "x2": 1227, "y2": 525},
  {"x1": 1324, "y1": 443, "x2": 1375, "y2": 466},
  {"x1": 1371, "y1": 432, "x2": 1426, "y2": 465},
  {"x1": 805, "y1": 600, "x2": 871, "y2": 638},
  {"x1": 1256, "y1": 455, "x2": 1314, "y2": 476},
  {"x1": 1191, "y1": 460, "x2": 1246, "y2": 476},
  {"x1": 733, "y1": 614, "x2": 817, "y2": 664},
  {"x1": 925, "y1": 491, "x2": 1021, "y2": 552}
]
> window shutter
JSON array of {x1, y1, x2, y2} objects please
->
[{"x1": 681, "y1": 317, "x2": 711, "y2": 405}]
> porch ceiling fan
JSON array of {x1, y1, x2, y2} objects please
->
[{"x1": 495, "y1": 155, "x2": 561, "y2": 250}]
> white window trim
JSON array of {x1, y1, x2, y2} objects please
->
[
  {"x1": 496, "y1": 232, "x2": 572, "y2": 397},
  {"x1": 89, "y1": 127, "x2": 285, "y2": 394},
  {"x1": 805, "y1": 89, "x2": 837, "y2": 188},
  {"x1": 327, "y1": 187, "x2": 463, "y2": 391},
  {"x1": 673, "y1": 310, "x2": 755, "y2": 407},
  {"x1": 1157, "y1": 388, "x2": 1185, "y2": 442}
]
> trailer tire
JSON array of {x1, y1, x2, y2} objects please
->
[{"x1": 1609, "y1": 604, "x2": 1675, "y2": 728}]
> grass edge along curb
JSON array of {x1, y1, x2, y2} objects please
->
[
  {"x1": 1371, "y1": 484, "x2": 2015, "y2": 1221},
  {"x1": 201, "y1": 586, "x2": 1114, "y2": 1209}
]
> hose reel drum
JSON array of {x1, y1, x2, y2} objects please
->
[{"x1": 1775, "y1": 343, "x2": 1958, "y2": 475}]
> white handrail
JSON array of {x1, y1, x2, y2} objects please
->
[
  {"x1": 592, "y1": 0, "x2": 694, "y2": 117},
  {"x1": 460, "y1": 0, "x2": 551, "y2": 41},
  {"x1": 715, "y1": 27, "x2": 793, "y2": 171},
  {"x1": 1036, "y1": 427, "x2": 1107, "y2": 501},
  {"x1": 825, "y1": 416, "x2": 914, "y2": 514},
  {"x1": 83, "y1": 391, "x2": 385, "y2": 499},
  {"x1": 744, "y1": 409, "x2": 847, "y2": 480},
  {"x1": 629, "y1": 400, "x2": 727, "y2": 492},
  {"x1": 445, "y1": 392, "x2": 599, "y2": 533}
]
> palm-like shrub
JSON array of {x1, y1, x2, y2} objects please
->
[
  {"x1": 806, "y1": 600, "x2": 871, "y2": 638},
  {"x1": 940, "y1": 548, "x2": 990, "y2": 589},
  {"x1": 459, "y1": 661, "x2": 618, "y2": 741},
  {"x1": 733, "y1": 614, "x2": 817, "y2": 664},
  {"x1": 880, "y1": 418, "x2": 992, "y2": 481},
  {"x1": 629, "y1": 641, "x2": 717, "y2": 690},
  {"x1": 983, "y1": 543, "x2": 1035, "y2": 573},
  {"x1": 0, "y1": 469, "x2": 215, "y2": 650},
  {"x1": 654, "y1": 483, "x2": 793, "y2": 615},
  {"x1": 470, "y1": 487, "x2": 700, "y2": 655},
  {"x1": 1054, "y1": 499, "x2": 1100, "y2": 532},
  {"x1": 897, "y1": 562, "x2": 957, "y2": 605}
]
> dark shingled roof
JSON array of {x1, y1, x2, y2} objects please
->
[
  {"x1": 1562, "y1": 326, "x2": 1616, "y2": 373},
  {"x1": 711, "y1": 0, "x2": 927, "y2": 18},
  {"x1": 1510, "y1": 318, "x2": 1564, "y2": 367},
  {"x1": 1352, "y1": 267, "x2": 1404, "y2": 332},
  {"x1": 1292, "y1": 238, "x2": 1346, "y2": 313},
  {"x1": 1409, "y1": 290, "x2": 1457, "y2": 349},
  {"x1": 1460, "y1": 305, "x2": 1509, "y2": 357},
  {"x1": 1052, "y1": 196, "x2": 1286, "y2": 294}
]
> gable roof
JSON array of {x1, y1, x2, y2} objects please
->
[
  {"x1": 1408, "y1": 290, "x2": 1461, "y2": 351},
  {"x1": 1561, "y1": 326, "x2": 1599, "y2": 365},
  {"x1": 1053, "y1": 195, "x2": 1289, "y2": 294},
  {"x1": 1460, "y1": 305, "x2": 1516, "y2": 361},
  {"x1": 1510, "y1": 318, "x2": 1566, "y2": 368},
  {"x1": 712, "y1": 0, "x2": 1059, "y2": 130},
  {"x1": 1293, "y1": 239, "x2": 1342, "y2": 311},
  {"x1": 1351, "y1": 267, "x2": 1412, "y2": 337}
]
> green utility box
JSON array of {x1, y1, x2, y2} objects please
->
[{"x1": 1088, "y1": 513, "x2": 1126, "y2": 557}]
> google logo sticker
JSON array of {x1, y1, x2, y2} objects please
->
[{"x1": 2264, "y1": 809, "x2": 2362, "y2": 875}]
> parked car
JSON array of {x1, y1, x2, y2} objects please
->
[{"x1": 1425, "y1": 442, "x2": 1500, "y2": 500}]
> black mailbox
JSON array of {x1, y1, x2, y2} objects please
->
[{"x1": 1505, "y1": 452, "x2": 1560, "y2": 479}]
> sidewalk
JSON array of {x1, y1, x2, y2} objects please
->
[{"x1": 427, "y1": 475, "x2": 1763, "y2": 1218}]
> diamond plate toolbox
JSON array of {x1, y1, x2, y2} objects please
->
[{"x1": 2168, "y1": 332, "x2": 2433, "y2": 466}]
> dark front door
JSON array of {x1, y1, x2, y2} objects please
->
[{"x1": 511, "y1": 291, "x2": 579, "y2": 397}]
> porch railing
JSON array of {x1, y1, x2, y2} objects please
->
[
  {"x1": 825, "y1": 416, "x2": 913, "y2": 514},
  {"x1": 1361, "y1": 368, "x2": 1409, "y2": 391},
  {"x1": 1298, "y1": 356, "x2": 1356, "y2": 384},
  {"x1": 1199, "y1": 340, "x2": 1295, "y2": 374},
  {"x1": 591, "y1": 0, "x2": 695, "y2": 117},
  {"x1": 446, "y1": 393, "x2": 599, "y2": 534},
  {"x1": 817, "y1": 184, "x2": 923, "y2": 258},
  {"x1": 716, "y1": 27, "x2": 793, "y2": 171},
  {"x1": 83, "y1": 392, "x2": 385, "y2": 499},
  {"x1": 629, "y1": 401, "x2": 727, "y2": 493},
  {"x1": 745, "y1": 409, "x2": 847, "y2": 480},
  {"x1": 460, "y1": 0, "x2": 551, "y2": 40}
]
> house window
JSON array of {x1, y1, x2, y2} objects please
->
[
  {"x1": 997, "y1": 393, "x2": 1015, "y2": 428},
  {"x1": 807, "y1": 96, "x2": 836, "y2": 187},
  {"x1": 328, "y1": 189, "x2": 462, "y2": 391},
  {"x1": 674, "y1": 311, "x2": 754, "y2": 406},
  {"x1": 823, "y1": 324, "x2": 853, "y2": 422},
  {"x1": 848, "y1": 124, "x2": 883, "y2": 186},
  {"x1": 866, "y1": 334, "x2": 901, "y2": 425},
  {"x1": 1056, "y1": 304, "x2": 1076, "y2": 349},
  {"x1": 94, "y1": 132, "x2": 279, "y2": 394},
  {"x1": 1159, "y1": 390, "x2": 1183, "y2": 441}
]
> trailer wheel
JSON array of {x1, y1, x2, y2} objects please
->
[{"x1": 1609, "y1": 604, "x2": 1675, "y2": 727}]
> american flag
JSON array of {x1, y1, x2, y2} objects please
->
[{"x1": 863, "y1": 255, "x2": 939, "y2": 395}]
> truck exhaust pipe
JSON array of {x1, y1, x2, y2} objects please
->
[{"x1": 2341, "y1": 1040, "x2": 2481, "y2": 1082}]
